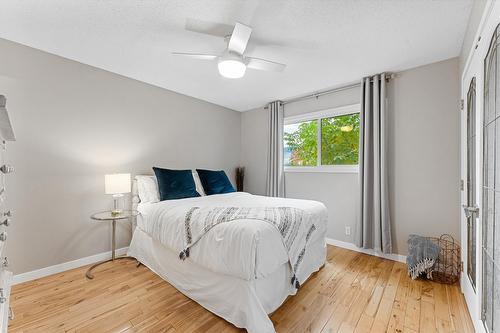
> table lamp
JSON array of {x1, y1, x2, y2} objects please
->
[{"x1": 105, "y1": 173, "x2": 131, "y2": 216}]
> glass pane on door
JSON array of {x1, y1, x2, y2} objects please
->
[
  {"x1": 467, "y1": 78, "x2": 477, "y2": 289},
  {"x1": 483, "y1": 24, "x2": 499, "y2": 332},
  {"x1": 495, "y1": 265, "x2": 500, "y2": 331},
  {"x1": 484, "y1": 257, "x2": 493, "y2": 331}
]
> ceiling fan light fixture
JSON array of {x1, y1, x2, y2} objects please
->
[
  {"x1": 175, "y1": 22, "x2": 286, "y2": 78},
  {"x1": 218, "y1": 58, "x2": 246, "y2": 79}
]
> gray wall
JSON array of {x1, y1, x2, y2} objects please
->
[
  {"x1": 284, "y1": 88, "x2": 361, "y2": 244},
  {"x1": 0, "y1": 35, "x2": 462, "y2": 273},
  {"x1": 241, "y1": 58, "x2": 460, "y2": 255},
  {"x1": 387, "y1": 58, "x2": 460, "y2": 254},
  {"x1": 240, "y1": 107, "x2": 268, "y2": 196},
  {"x1": 241, "y1": 87, "x2": 360, "y2": 243},
  {"x1": 0, "y1": 38, "x2": 241, "y2": 275}
]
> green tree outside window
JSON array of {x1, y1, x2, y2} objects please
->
[{"x1": 284, "y1": 113, "x2": 359, "y2": 166}]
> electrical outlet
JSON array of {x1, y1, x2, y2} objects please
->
[{"x1": 345, "y1": 226, "x2": 351, "y2": 236}]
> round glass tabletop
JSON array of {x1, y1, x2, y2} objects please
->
[{"x1": 91, "y1": 210, "x2": 139, "y2": 221}]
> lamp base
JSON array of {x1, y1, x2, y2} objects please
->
[
  {"x1": 111, "y1": 209, "x2": 122, "y2": 216},
  {"x1": 112, "y1": 194, "x2": 124, "y2": 216}
]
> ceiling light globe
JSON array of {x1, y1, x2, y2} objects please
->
[{"x1": 218, "y1": 59, "x2": 246, "y2": 79}]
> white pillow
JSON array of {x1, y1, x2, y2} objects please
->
[
  {"x1": 135, "y1": 175, "x2": 160, "y2": 203},
  {"x1": 136, "y1": 170, "x2": 205, "y2": 203}
]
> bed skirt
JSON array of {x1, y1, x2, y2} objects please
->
[{"x1": 127, "y1": 227, "x2": 326, "y2": 333}]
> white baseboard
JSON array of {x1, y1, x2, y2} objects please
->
[
  {"x1": 13, "y1": 240, "x2": 405, "y2": 285},
  {"x1": 326, "y1": 238, "x2": 407, "y2": 263},
  {"x1": 13, "y1": 247, "x2": 129, "y2": 285}
]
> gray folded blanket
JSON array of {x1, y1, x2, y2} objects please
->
[{"x1": 407, "y1": 234, "x2": 441, "y2": 280}]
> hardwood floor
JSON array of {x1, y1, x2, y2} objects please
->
[{"x1": 9, "y1": 246, "x2": 474, "y2": 333}]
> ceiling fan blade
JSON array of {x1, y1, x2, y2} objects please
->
[
  {"x1": 228, "y1": 22, "x2": 252, "y2": 55},
  {"x1": 172, "y1": 52, "x2": 218, "y2": 60},
  {"x1": 246, "y1": 57, "x2": 286, "y2": 72},
  {"x1": 185, "y1": 18, "x2": 234, "y2": 38}
]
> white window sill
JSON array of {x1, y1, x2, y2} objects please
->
[{"x1": 284, "y1": 166, "x2": 359, "y2": 174}]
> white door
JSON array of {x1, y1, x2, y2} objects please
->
[
  {"x1": 481, "y1": 22, "x2": 500, "y2": 332},
  {"x1": 461, "y1": 54, "x2": 481, "y2": 331},
  {"x1": 461, "y1": 2, "x2": 500, "y2": 331}
]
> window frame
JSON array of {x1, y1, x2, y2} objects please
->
[{"x1": 284, "y1": 103, "x2": 360, "y2": 174}]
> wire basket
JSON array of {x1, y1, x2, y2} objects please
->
[{"x1": 425, "y1": 234, "x2": 461, "y2": 284}]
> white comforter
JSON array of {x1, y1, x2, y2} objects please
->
[{"x1": 137, "y1": 192, "x2": 327, "y2": 280}]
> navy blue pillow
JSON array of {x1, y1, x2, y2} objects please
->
[
  {"x1": 196, "y1": 169, "x2": 235, "y2": 195},
  {"x1": 153, "y1": 167, "x2": 200, "y2": 201}
]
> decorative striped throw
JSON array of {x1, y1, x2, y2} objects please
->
[{"x1": 179, "y1": 206, "x2": 317, "y2": 289}]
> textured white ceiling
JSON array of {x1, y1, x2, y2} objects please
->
[{"x1": 0, "y1": 0, "x2": 472, "y2": 111}]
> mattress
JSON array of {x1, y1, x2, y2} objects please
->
[{"x1": 136, "y1": 192, "x2": 327, "y2": 280}]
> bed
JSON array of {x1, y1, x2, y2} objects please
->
[{"x1": 127, "y1": 177, "x2": 327, "y2": 333}]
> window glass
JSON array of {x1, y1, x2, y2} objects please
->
[
  {"x1": 284, "y1": 120, "x2": 317, "y2": 166},
  {"x1": 321, "y1": 113, "x2": 360, "y2": 165}
]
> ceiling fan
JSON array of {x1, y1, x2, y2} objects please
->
[{"x1": 173, "y1": 22, "x2": 286, "y2": 79}]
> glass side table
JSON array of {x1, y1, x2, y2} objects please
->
[{"x1": 86, "y1": 210, "x2": 139, "y2": 279}]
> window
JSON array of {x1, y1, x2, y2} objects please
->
[
  {"x1": 284, "y1": 104, "x2": 360, "y2": 173},
  {"x1": 284, "y1": 120, "x2": 317, "y2": 166}
]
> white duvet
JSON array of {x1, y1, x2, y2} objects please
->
[{"x1": 136, "y1": 192, "x2": 327, "y2": 280}]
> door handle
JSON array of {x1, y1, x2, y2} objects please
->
[{"x1": 462, "y1": 204, "x2": 479, "y2": 218}]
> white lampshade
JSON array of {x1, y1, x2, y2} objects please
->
[{"x1": 104, "y1": 173, "x2": 131, "y2": 195}]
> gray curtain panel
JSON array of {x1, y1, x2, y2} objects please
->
[
  {"x1": 266, "y1": 101, "x2": 285, "y2": 197},
  {"x1": 356, "y1": 73, "x2": 392, "y2": 253}
]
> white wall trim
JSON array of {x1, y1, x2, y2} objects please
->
[
  {"x1": 326, "y1": 238, "x2": 407, "y2": 263},
  {"x1": 285, "y1": 165, "x2": 359, "y2": 174},
  {"x1": 461, "y1": 0, "x2": 494, "y2": 82},
  {"x1": 14, "y1": 240, "x2": 405, "y2": 285},
  {"x1": 284, "y1": 103, "x2": 360, "y2": 124},
  {"x1": 13, "y1": 247, "x2": 129, "y2": 285}
]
